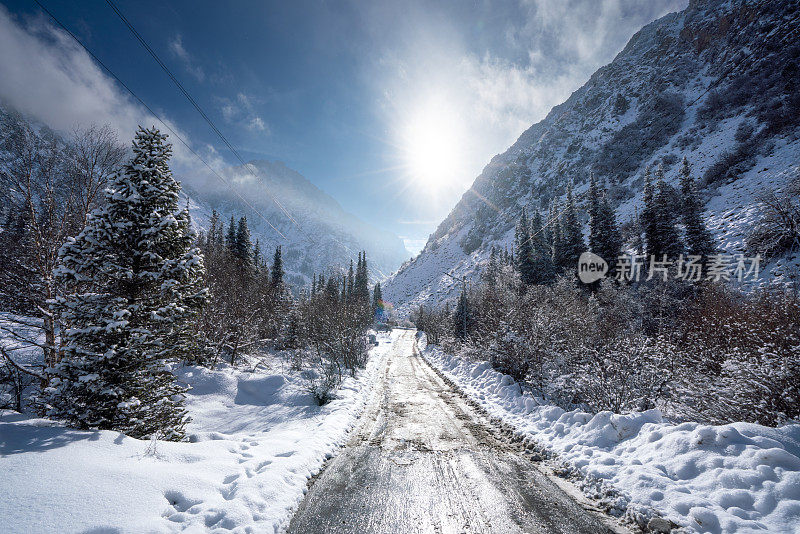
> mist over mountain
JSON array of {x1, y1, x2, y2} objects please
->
[
  {"x1": 0, "y1": 101, "x2": 409, "y2": 288},
  {"x1": 185, "y1": 159, "x2": 410, "y2": 286},
  {"x1": 384, "y1": 0, "x2": 800, "y2": 314}
]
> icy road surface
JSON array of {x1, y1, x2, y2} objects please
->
[{"x1": 288, "y1": 329, "x2": 615, "y2": 533}]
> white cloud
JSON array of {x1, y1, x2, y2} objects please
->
[
  {"x1": 168, "y1": 34, "x2": 205, "y2": 81},
  {"x1": 248, "y1": 116, "x2": 267, "y2": 132},
  {"x1": 217, "y1": 92, "x2": 270, "y2": 134},
  {"x1": 360, "y1": 0, "x2": 685, "y2": 229},
  {"x1": 0, "y1": 7, "x2": 213, "y2": 180}
]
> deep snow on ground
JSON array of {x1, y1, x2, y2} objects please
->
[
  {"x1": 0, "y1": 331, "x2": 396, "y2": 533},
  {"x1": 420, "y1": 336, "x2": 800, "y2": 534}
]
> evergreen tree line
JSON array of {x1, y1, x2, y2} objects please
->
[
  {"x1": 193, "y1": 210, "x2": 290, "y2": 367},
  {"x1": 506, "y1": 158, "x2": 715, "y2": 290},
  {"x1": 1, "y1": 125, "x2": 380, "y2": 437},
  {"x1": 414, "y1": 160, "x2": 799, "y2": 426}
]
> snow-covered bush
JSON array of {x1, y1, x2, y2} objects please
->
[
  {"x1": 746, "y1": 174, "x2": 800, "y2": 259},
  {"x1": 425, "y1": 263, "x2": 800, "y2": 426}
]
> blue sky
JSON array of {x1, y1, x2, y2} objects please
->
[{"x1": 0, "y1": 0, "x2": 685, "y2": 254}]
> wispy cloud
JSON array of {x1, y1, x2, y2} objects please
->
[
  {"x1": 218, "y1": 92, "x2": 270, "y2": 134},
  {"x1": 0, "y1": 6, "x2": 220, "y2": 184},
  {"x1": 354, "y1": 0, "x2": 685, "y2": 237},
  {"x1": 168, "y1": 34, "x2": 205, "y2": 82}
]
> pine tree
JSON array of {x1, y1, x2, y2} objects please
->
[
  {"x1": 207, "y1": 210, "x2": 220, "y2": 249},
  {"x1": 372, "y1": 282, "x2": 383, "y2": 319},
  {"x1": 453, "y1": 290, "x2": 470, "y2": 340},
  {"x1": 252, "y1": 238, "x2": 261, "y2": 266},
  {"x1": 44, "y1": 127, "x2": 208, "y2": 440},
  {"x1": 346, "y1": 260, "x2": 354, "y2": 301},
  {"x1": 644, "y1": 165, "x2": 683, "y2": 260},
  {"x1": 271, "y1": 245, "x2": 284, "y2": 287},
  {"x1": 234, "y1": 216, "x2": 252, "y2": 263},
  {"x1": 588, "y1": 173, "x2": 623, "y2": 271},
  {"x1": 550, "y1": 200, "x2": 566, "y2": 271},
  {"x1": 558, "y1": 181, "x2": 586, "y2": 272},
  {"x1": 641, "y1": 167, "x2": 659, "y2": 259},
  {"x1": 225, "y1": 215, "x2": 237, "y2": 252},
  {"x1": 679, "y1": 157, "x2": 715, "y2": 260},
  {"x1": 529, "y1": 209, "x2": 556, "y2": 284},
  {"x1": 514, "y1": 208, "x2": 537, "y2": 285}
]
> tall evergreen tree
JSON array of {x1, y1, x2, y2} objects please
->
[
  {"x1": 207, "y1": 210, "x2": 220, "y2": 249},
  {"x1": 225, "y1": 215, "x2": 237, "y2": 252},
  {"x1": 484, "y1": 246, "x2": 500, "y2": 287},
  {"x1": 252, "y1": 238, "x2": 262, "y2": 266},
  {"x1": 453, "y1": 290, "x2": 470, "y2": 340},
  {"x1": 234, "y1": 216, "x2": 252, "y2": 263},
  {"x1": 558, "y1": 181, "x2": 586, "y2": 272},
  {"x1": 44, "y1": 127, "x2": 208, "y2": 440},
  {"x1": 372, "y1": 282, "x2": 383, "y2": 319},
  {"x1": 650, "y1": 166, "x2": 683, "y2": 260},
  {"x1": 346, "y1": 260, "x2": 354, "y2": 301},
  {"x1": 679, "y1": 157, "x2": 715, "y2": 260},
  {"x1": 271, "y1": 245, "x2": 284, "y2": 287},
  {"x1": 529, "y1": 209, "x2": 556, "y2": 284},
  {"x1": 588, "y1": 173, "x2": 623, "y2": 271},
  {"x1": 514, "y1": 208, "x2": 537, "y2": 285}
]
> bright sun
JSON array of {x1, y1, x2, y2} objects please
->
[{"x1": 399, "y1": 99, "x2": 462, "y2": 194}]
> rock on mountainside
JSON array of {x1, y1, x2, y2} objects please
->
[
  {"x1": 185, "y1": 160, "x2": 409, "y2": 287},
  {"x1": 384, "y1": 0, "x2": 800, "y2": 315}
]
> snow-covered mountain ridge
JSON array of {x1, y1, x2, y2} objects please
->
[
  {"x1": 184, "y1": 159, "x2": 409, "y2": 287},
  {"x1": 384, "y1": 0, "x2": 800, "y2": 315}
]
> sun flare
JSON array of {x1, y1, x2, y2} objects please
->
[{"x1": 399, "y1": 99, "x2": 462, "y2": 194}]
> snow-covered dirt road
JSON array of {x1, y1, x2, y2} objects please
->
[{"x1": 288, "y1": 329, "x2": 616, "y2": 533}]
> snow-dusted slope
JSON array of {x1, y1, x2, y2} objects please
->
[
  {"x1": 384, "y1": 0, "x2": 800, "y2": 315},
  {"x1": 184, "y1": 159, "x2": 409, "y2": 287},
  {"x1": 0, "y1": 332, "x2": 396, "y2": 533}
]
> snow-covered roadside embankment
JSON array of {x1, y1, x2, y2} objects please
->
[
  {"x1": 0, "y1": 331, "x2": 397, "y2": 533},
  {"x1": 419, "y1": 335, "x2": 800, "y2": 533}
]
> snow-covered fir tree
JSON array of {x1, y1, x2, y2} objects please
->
[
  {"x1": 271, "y1": 245, "x2": 284, "y2": 287},
  {"x1": 514, "y1": 208, "x2": 537, "y2": 286},
  {"x1": 558, "y1": 181, "x2": 586, "y2": 272},
  {"x1": 43, "y1": 127, "x2": 209, "y2": 440},
  {"x1": 643, "y1": 165, "x2": 683, "y2": 261},
  {"x1": 528, "y1": 209, "x2": 556, "y2": 284},
  {"x1": 234, "y1": 216, "x2": 252, "y2": 263},
  {"x1": 679, "y1": 157, "x2": 715, "y2": 261},
  {"x1": 588, "y1": 173, "x2": 623, "y2": 271}
]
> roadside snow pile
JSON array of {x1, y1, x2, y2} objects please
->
[
  {"x1": 422, "y1": 339, "x2": 800, "y2": 534},
  {"x1": 0, "y1": 331, "x2": 395, "y2": 534}
]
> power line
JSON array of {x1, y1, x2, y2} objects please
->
[
  {"x1": 31, "y1": 0, "x2": 287, "y2": 242},
  {"x1": 104, "y1": 0, "x2": 300, "y2": 228},
  {"x1": 103, "y1": 0, "x2": 383, "y2": 275}
]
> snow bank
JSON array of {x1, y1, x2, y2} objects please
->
[
  {"x1": 422, "y1": 339, "x2": 800, "y2": 533},
  {"x1": 0, "y1": 331, "x2": 396, "y2": 533}
]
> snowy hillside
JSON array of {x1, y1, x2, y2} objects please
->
[
  {"x1": 0, "y1": 332, "x2": 395, "y2": 533},
  {"x1": 384, "y1": 0, "x2": 800, "y2": 314},
  {"x1": 184, "y1": 160, "x2": 409, "y2": 287}
]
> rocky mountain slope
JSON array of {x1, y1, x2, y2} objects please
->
[
  {"x1": 384, "y1": 0, "x2": 800, "y2": 315},
  {"x1": 185, "y1": 159, "x2": 409, "y2": 287}
]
